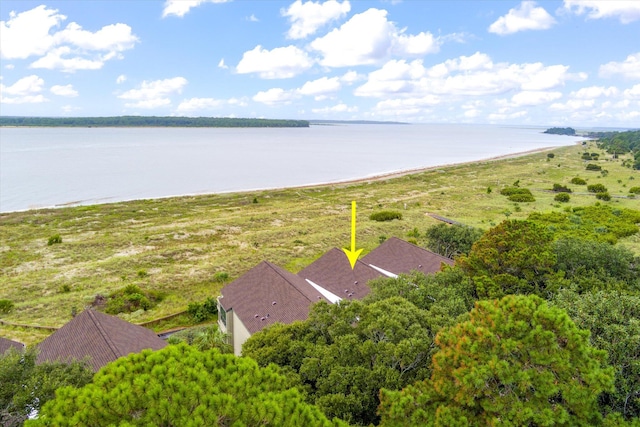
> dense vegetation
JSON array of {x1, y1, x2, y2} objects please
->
[
  {"x1": 544, "y1": 127, "x2": 576, "y2": 135},
  {"x1": 594, "y1": 130, "x2": 640, "y2": 169},
  {"x1": 0, "y1": 116, "x2": 310, "y2": 128}
]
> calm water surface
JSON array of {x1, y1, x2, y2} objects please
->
[{"x1": 0, "y1": 124, "x2": 583, "y2": 212}]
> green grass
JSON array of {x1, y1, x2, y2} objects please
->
[{"x1": 1, "y1": 142, "x2": 639, "y2": 344}]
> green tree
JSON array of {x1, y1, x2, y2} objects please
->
[
  {"x1": 553, "y1": 290, "x2": 640, "y2": 420},
  {"x1": 1, "y1": 347, "x2": 93, "y2": 427},
  {"x1": 456, "y1": 220, "x2": 558, "y2": 299},
  {"x1": 243, "y1": 297, "x2": 435, "y2": 425},
  {"x1": 424, "y1": 223, "x2": 484, "y2": 259},
  {"x1": 28, "y1": 344, "x2": 346, "y2": 427},
  {"x1": 379, "y1": 295, "x2": 615, "y2": 427}
]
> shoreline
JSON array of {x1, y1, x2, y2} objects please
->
[{"x1": 1, "y1": 145, "x2": 569, "y2": 215}]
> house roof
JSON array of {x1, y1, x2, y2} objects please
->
[
  {"x1": 361, "y1": 237, "x2": 453, "y2": 276},
  {"x1": 297, "y1": 248, "x2": 382, "y2": 301},
  {"x1": 219, "y1": 261, "x2": 328, "y2": 334},
  {"x1": 36, "y1": 309, "x2": 167, "y2": 371},
  {"x1": 0, "y1": 336, "x2": 24, "y2": 355}
]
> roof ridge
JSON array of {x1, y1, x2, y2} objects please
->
[
  {"x1": 87, "y1": 310, "x2": 122, "y2": 359},
  {"x1": 264, "y1": 261, "x2": 320, "y2": 302}
]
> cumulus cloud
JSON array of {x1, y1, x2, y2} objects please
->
[
  {"x1": 355, "y1": 54, "x2": 585, "y2": 99},
  {"x1": 116, "y1": 74, "x2": 127, "y2": 84},
  {"x1": 0, "y1": 74, "x2": 48, "y2": 104},
  {"x1": 310, "y1": 8, "x2": 440, "y2": 67},
  {"x1": 50, "y1": 84, "x2": 78, "y2": 97},
  {"x1": 488, "y1": 1, "x2": 556, "y2": 35},
  {"x1": 297, "y1": 76, "x2": 341, "y2": 100},
  {"x1": 218, "y1": 58, "x2": 229, "y2": 69},
  {"x1": 0, "y1": 5, "x2": 138, "y2": 72},
  {"x1": 311, "y1": 103, "x2": 357, "y2": 114},
  {"x1": 118, "y1": 77, "x2": 187, "y2": 108},
  {"x1": 625, "y1": 84, "x2": 640, "y2": 99},
  {"x1": 176, "y1": 97, "x2": 224, "y2": 112},
  {"x1": 571, "y1": 86, "x2": 619, "y2": 98},
  {"x1": 236, "y1": 45, "x2": 314, "y2": 78},
  {"x1": 253, "y1": 88, "x2": 299, "y2": 106},
  {"x1": 599, "y1": 53, "x2": 640, "y2": 80},
  {"x1": 510, "y1": 90, "x2": 562, "y2": 106},
  {"x1": 563, "y1": 0, "x2": 640, "y2": 24},
  {"x1": 282, "y1": 0, "x2": 351, "y2": 39},
  {"x1": 162, "y1": 0, "x2": 232, "y2": 18}
]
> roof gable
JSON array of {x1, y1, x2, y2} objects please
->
[
  {"x1": 0, "y1": 336, "x2": 24, "y2": 355},
  {"x1": 36, "y1": 310, "x2": 166, "y2": 371},
  {"x1": 361, "y1": 237, "x2": 453, "y2": 276},
  {"x1": 298, "y1": 248, "x2": 382, "y2": 301},
  {"x1": 220, "y1": 261, "x2": 327, "y2": 334}
]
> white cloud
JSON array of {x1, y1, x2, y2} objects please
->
[
  {"x1": 297, "y1": 76, "x2": 341, "y2": 99},
  {"x1": 563, "y1": 0, "x2": 640, "y2": 23},
  {"x1": 599, "y1": 53, "x2": 640, "y2": 80},
  {"x1": 355, "y1": 54, "x2": 584, "y2": 101},
  {"x1": 340, "y1": 70, "x2": 363, "y2": 84},
  {"x1": 510, "y1": 90, "x2": 562, "y2": 106},
  {"x1": 310, "y1": 8, "x2": 440, "y2": 67},
  {"x1": 218, "y1": 58, "x2": 229, "y2": 69},
  {"x1": 0, "y1": 5, "x2": 64, "y2": 59},
  {"x1": 549, "y1": 99, "x2": 596, "y2": 111},
  {"x1": 312, "y1": 103, "x2": 357, "y2": 114},
  {"x1": 0, "y1": 74, "x2": 48, "y2": 104},
  {"x1": 116, "y1": 74, "x2": 127, "y2": 84},
  {"x1": 176, "y1": 97, "x2": 224, "y2": 112},
  {"x1": 252, "y1": 88, "x2": 299, "y2": 105},
  {"x1": 247, "y1": 14, "x2": 259, "y2": 22},
  {"x1": 570, "y1": 86, "x2": 619, "y2": 98},
  {"x1": 488, "y1": 1, "x2": 556, "y2": 35},
  {"x1": 50, "y1": 84, "x2": 78, "y2": 97},
  {"x1": 118, "y1": 77, "x2": 187, "y2": 108},
  {"x1": 624, "y1": 84, "x2": 640, "y2": 99},
  {"x1": 282, "y1": 0, "x2": 351, "y2": 39},
  {"x1": 236, "y1": 45, "x2": 314, "y2": 79},
  {"x1": 488, "y1": 110, "x2": 528, "y2": 121},
  {"x1": 162, "y1": 0, "x2": 232, "y2": 18},
  {"x1": 0, "y1": 5, "x2": 138, "y2": 72}
]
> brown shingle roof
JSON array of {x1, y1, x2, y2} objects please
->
[
  {"x1": 36, "y1": 309, "x2": 166, "y2": 371},
  {"x1": 0, "y1": 336, "x2": 24, "y2": 355},
  {"x1": 219, "y1": 261, "x2": 327, "y2": 334},
  {"x1": 361, "y1": 237, "x2": 453, "y2": 276},
  {"x1": 297, "y1": 248, "x2": 382, "y2": 301}
]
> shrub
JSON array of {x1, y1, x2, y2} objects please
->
[
  {"x1": 554, "y1": 193, "x2": 571, "y2": 202},
  {"x1": 629, "y1": 186, "x2": 640, "y2": 195},
  {"x1": 187, "y1": 297, "x2": 218, "y2": 323},
  {"x1": 570, "y1": 177, "x2": 587, "y2": 185},
  {"x1": 500, "y1": 187, "x2": 527, "y2": 196},
  {"x1": 552, "y1": 183, "x2": 572, "y2": 193},
  {"x1": 213, "y1": 272, "x2": 229, "y2": 283},
  {"x1": 0, "y1": 299, "x2": 14, "y2": 314},
  {"x1": 581, "y1": 152, "x2": 592, "y2": 160},
  {"x1": 369, "y1": 210, "x2": 402, "y2": 221},
  {"x1": 596, "y1": 192, "x2": 611, "y2": 201},
  {"x1": 104, "y1": 284, "x2": 165, "y2": 314},
  {"x1": 547, "y1": 153, "x2": 555, "y2": 159},
  {"x1": 586, "y1": 163, "x2": 602, "y2": 171},
  {"x1": 587, "y1": 183, "x2": 608, "y2": 193},
  {"x1": 47, "y1": 234, "x2": 62, "y2": 245},
  {"x1": 508, "y1": 193, "x2": 535, "y2": 202}
]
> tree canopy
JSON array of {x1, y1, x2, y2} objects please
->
[
  {"x1": 379, "y1": 295, "x2": 615, "y2": 427},
  {"x1": 28, "y1": 344, "x2": 346, "y2": 427},
  {"x1": 0, "y1": 116, "x2": 310, "y2": 128}
]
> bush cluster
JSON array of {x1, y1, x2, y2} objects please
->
[
  {"x1": 47, "y1": 234, "x2": 62, "y2": 246},
  {"x1": 552, "y1": 183, "x2": 572, "y2": 193},
  {"x1": 187, "y1": 297, "x2": 218, "y2": 323},
  {"x1": 554, "y1": 193, "x2": 571, "y2": 202},
  {"x1": 0, "y1": 299, "x2": 14, "y2": 314},
  {"x1": 629, "y1": 186, "x2": 640, "y2": 195},
  {"x1": 500, "y1": 187, "x2": 535, "y2": 202},
  {"x1": 570, "y1": 177, "x2": 587, "y2": 185},
  {"x1": 596, "y1": 192, "x2": 611, "y2": 201},
  {"x1": 587, "y1": 183, "x2": 608, "y2": 193},
  {"x1": 105, "y1": 284, "x2": 165, "y2": 314},
  {"x1": 586, "y1": 163, "x2": 602, "y2": 171},
  {"x1": 369, "y1": 211, "x2": 403, "y2": 222}
]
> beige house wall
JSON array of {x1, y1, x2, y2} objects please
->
[{"x1": 231, "y1": 311, "x2": 252, "y2": 356}]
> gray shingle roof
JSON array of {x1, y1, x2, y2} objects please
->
[
  {"x1": 361, "y1": 237, "x2": 453, "y2": 276},
  {"x1": 297, "y1": 248, "x2": 382, "y2": 301},
  {"x1": 219, "y1": 261, "x2": 327, "y2": 334},
  {"x1": 36, "y1": 309, "x2": 167, "y2": 371},
  {"x1": 0, "y1": 336, "x2": 24, "y2": 355}
]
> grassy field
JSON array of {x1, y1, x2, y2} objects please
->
[{"x1": 1, "y1": 141, "x2": 639, "y2": 345}]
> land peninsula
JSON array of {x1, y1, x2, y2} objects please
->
[{"x1": 0, "y1": 116, "x2": 309, "y2": 128}]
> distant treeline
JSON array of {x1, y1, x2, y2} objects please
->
[
  {"x1": 544, "y1": 127, "x2": 576, "y2": 135},
  {"x1": 0, "y1": 116, "x2": 310, "y2": 128},
  {"x1": 594, "y1": 129, "x2": 640, "y2": 169}
]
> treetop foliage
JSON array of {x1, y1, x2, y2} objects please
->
[
  {"x1": 378, "y1": 294, "x2": 615, "y2": 427},
  {"x1": 424, "y1": 223, "x2": 484, "y2": 259},
  {"x1": 28, "y1": 344, "x2": 346, "y2": 427},
  {"x1": 544, "y1": 127, "x2": 576, "y2": 135}
]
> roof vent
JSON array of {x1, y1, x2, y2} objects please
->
[
  {"x1": 345, "y1": 289, "x2": 348, "y2": 293},
  {"x1": 254, "y1": 314, "x2": 259, "y2": 318},
  {"x1": 266, "y1": 314, "x2": 270, "y2": 318},
  {"x1": 272, "y1": 301, "x2": 277, "y2": 305},
  {"x1": 348, "y1": 293, "x2": 353, "y2": 297},
  {"x1": 261, "y1": 317, "x2": 265, "y2": 321},
  {"x1": 354, "y1": 281, "x2": 358, "y2": 284},
  {"x1": 418, "y1": 264, "x2": 422, "y2": 268}
]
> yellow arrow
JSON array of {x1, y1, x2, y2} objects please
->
[{"x1": 342, "y1": 200, "x2": 363, "y2": 269}]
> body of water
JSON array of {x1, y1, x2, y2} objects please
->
[{"x1": 0, "y1": 124, "x2": 584, "y2": 213}]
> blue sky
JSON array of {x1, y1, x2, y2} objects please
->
[{"x1": 1, "y1": 0, "x2": 639, "y2": 126}]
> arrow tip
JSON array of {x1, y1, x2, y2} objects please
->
[{"x1": 342, "y1": 248, "x2": 363, "y2": 270}]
